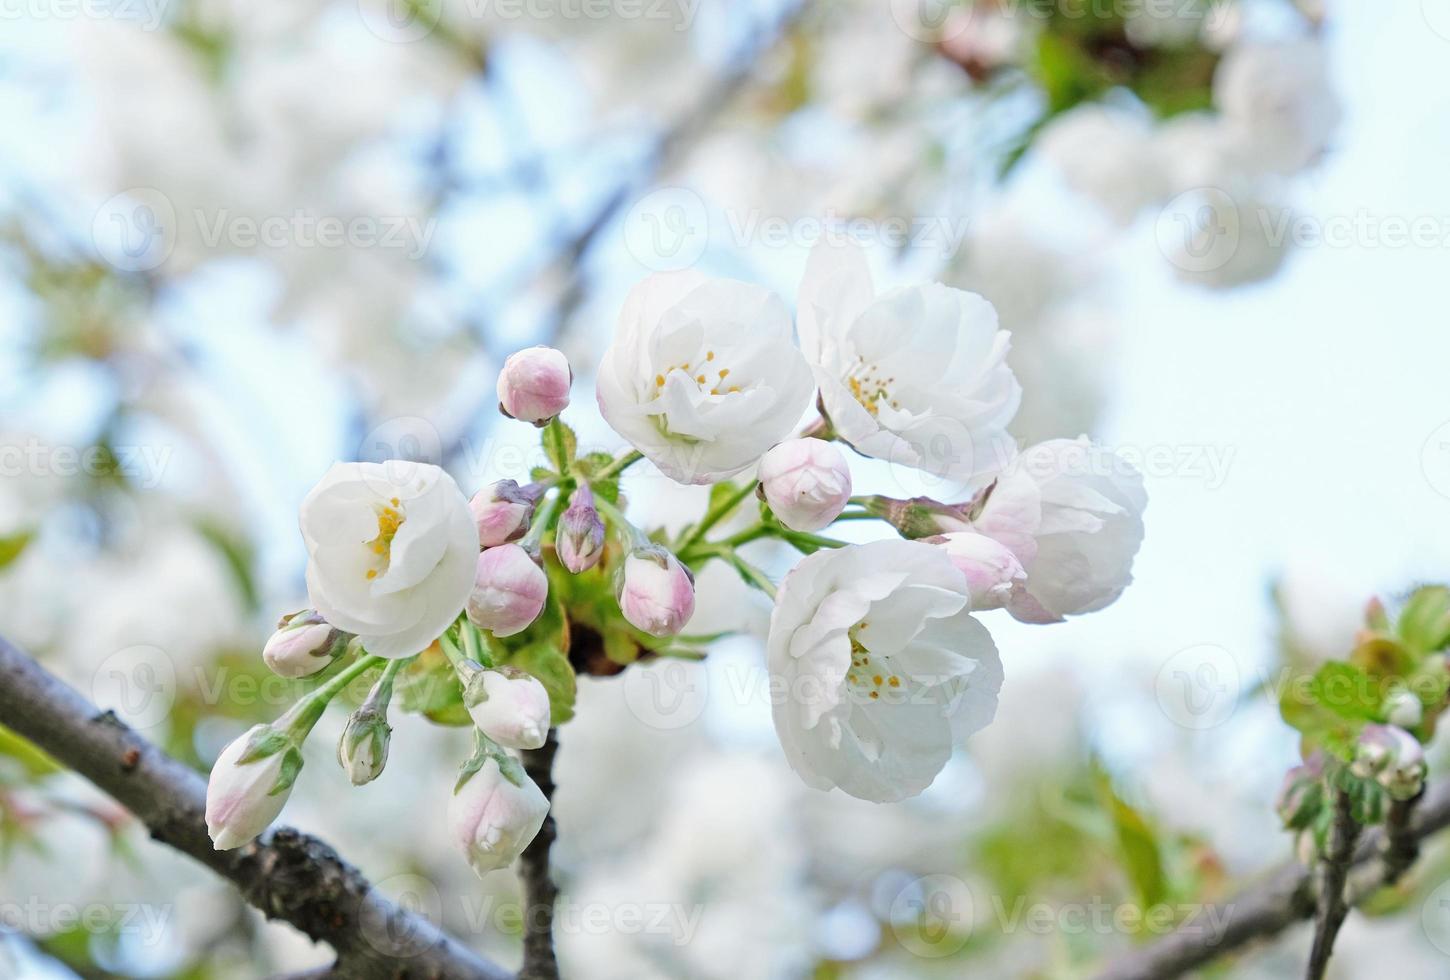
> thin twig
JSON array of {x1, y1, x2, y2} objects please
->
[
  {"x1": 0, "y1": 634, "x2": 509, "y2": 980},
  {"x1": 1305, "y1": 786, "x2": 1361, "y2": 979},
  {"x1": 1095, "y1": 780, "x2": 1450, "y2": 980},
  {"x1": 518, "y1": 728, "x2": 561, "y2": 980}
]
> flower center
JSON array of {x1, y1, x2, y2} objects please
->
[
  {"x1": 846, "y1": 621, "x2": 902, "y2": 702},
  {"x1": 364, "y1": 497, "x2": 404, "y2": 580},
  {"x1": 846, "y1": 356, "x2": 899, "y2": 417},
  {"x1": 651, "y1": 350, "x2": 743, "y2": 400}
]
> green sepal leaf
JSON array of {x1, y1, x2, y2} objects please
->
[
  {"x1": 236, "y1": 727, "x2": 291, "y2": 766},
  {"x1": 0, "y1": 530, "x2": 35, "y2": 571},
  {"x1": 544, "y1": 420, "x2": 577, "y2": 473},
  {"x1": 269, "y1": 746, "x2": 304, "y2": 797},
  {"x1": 1398, "y1": 586, "x2": 1450, "y2": 654}
]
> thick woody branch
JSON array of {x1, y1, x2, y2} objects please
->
[
  {"x1": 0, "y1": 635, "x2": 510, "y2": 980},
  {"x1": 518, "y1": 729, "x2": 561, "y2": 980},
  {"x1": 1304, "y1": 786, "x2": 1361, "y2": 979},
  {"x1": 1095, "y1": 780, "x2": 1450, "y2": 980}
]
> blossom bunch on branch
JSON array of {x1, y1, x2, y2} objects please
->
[{"x1": 204, "y1": 239, "x2": 1148, "y2": 882}]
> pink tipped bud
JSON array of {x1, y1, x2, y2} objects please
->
[
  {"x1": 205, "y1": 725, "x2": 300, "y2": 850},
  {"x1": 616, "y1": 545, "x2": 695, "y2": 638},
  {"x1": 464, "y1": 666, "x2": 552, "y2": 750},
  {"x1": 758, "y1": 438, "x2": 852, "y2": 533},
  {"x1": 930, "y1": 531, "x2": 1026, "y2": 611},
  {"x1": 469, "y1": 480, "x2": 543, "y2": 548},
  {"x1": 497, "y1": 346, "x2": 571, "y2": 425},
  {"x1": 467, "y1": 544, "x2": 549, "y2": 638},
  {"x1": 449, "y1": 755, "x2": 550, "y2": 876},
  {"x1": 263, "y1": 612, "x2": 345, "y2": 678},
  {"x1": 556, "y1": 486, "x2": 606, "y2": 573}
]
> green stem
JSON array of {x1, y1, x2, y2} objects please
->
[
  {"x1": 592, "y1": 449, "x2": 644, "y2": 481},
  {"x1": 519, "y1": 486, "x2": 566, "y2": 554},
  {"x1": 364, "y1": 656, "x2": 410, "y2": 712},
  {"x1": 279, "y1": 651, "x2": 384, "y2": 740},
  {"x1": 831, "y1": 510, "x2": 880, "y2": 522},
  {"x1": 678, "y1": 479, "x2": 759, "y2": 552},
  {"x1": 594, "y1": 494, "x2": 650, "y2": 550},
  {"x1": 697, "y1": 544, "x2": 778, "y2": 600},
  {"x1": 543, "y1": 418, "x2": 572, "y2": 473}
]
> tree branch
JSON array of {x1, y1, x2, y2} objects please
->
[
  {"x1": 517, "y1": 728, "x2": 561, "y2": 980},
  {"x1": 0, "y1": 634, "x2": 511, "y2": 980},
  {"x1": 1095, "y1": 780, "x2": 1450, "y2": 980},
  {"x1": 1305, "y1": 785, "x2": 1361, "y2": 979}
]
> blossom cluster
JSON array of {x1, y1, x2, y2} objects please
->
[{"x1": 204, "y1": 239, "x2": 1148, "y2": 874}]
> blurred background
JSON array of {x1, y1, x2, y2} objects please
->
[{"x1": 3, "y1": 0, "x2": 1450, "y2": 976}]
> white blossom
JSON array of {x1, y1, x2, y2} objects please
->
[
  {"x1": 798, "y1": 239, "x2": 1020, "y2": 491},
  {"x1": 972, "y1": 438, "x2": 1147, "y2": 623},
  {"x1": 301, "y1": 462, "x2": 477, "y2": 659},
  {"x1": 597, "y1": 271, "x2": 814, "y2": 485},
  {"x1": 768, "y1": 539, "x2": 1002, "y2": 802}
]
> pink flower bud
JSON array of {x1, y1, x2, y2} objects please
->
[
  {"x1": 469, "y1": 480, "x2": 542, "y2": 548},
  {"x1": 449, "y1": 755, "x2": 549, "y2": 876},
  {"x1": 205, "y1": 725, "x2": 300, "y2": 850},
  {"x1": 464, "y1": 666, "x2": 552, "y2": 750},
  {"x1": 467, "y1": 544, "x2": 548, "y2": 637},
  {"x1": 556, "y1": 486, "x2": 606, "y2": 573},
  {"x1": 262, "y1": 613, "x2": 343, "y2": 678},
  {"x1": 758, "y1": 438, "x2": 852, "y2": 532},
  {"x1": 930, "y1": 531, "x2": 1026, "y2": 611},
  {"x1": 616, "y1": 545, "x2": 695, "y2": 638},
  {"x1": 497, "y1": 346, "x2": 571, "y2": 425}
]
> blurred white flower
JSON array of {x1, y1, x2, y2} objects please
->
[
  {"x1": 768, "y1": 539, "x2": 1002, "y2": 802},
  {"x1": 972, "y1": 438, "x2": 1147, "y2": 623},
  {"x1": 1036, "y1": 104, "x2": 1167, "y2": 224},
  {"x1": 301, "y1": 462, "x2": 477, "y2": 659},
  {"x1": 1214, "y1": 39, "x2": 1339, "y2": 174},
  {"x1": 597, "y1": 272, "x2": 814, "y2": 485},
  {"x1": 798, "y1": 239, "x2": 1021, "y2": 490}
]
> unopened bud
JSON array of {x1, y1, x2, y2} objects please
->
[
  {"x1": 463, "y1": 666, "x2": 551, "y2": 750},
  {"x1": 859, "y1": 494, "x2": 963, "y2": 539},
  {"x1": 263, "y1": 612, "x2": 345, "y2": 679},
  {"x1": 469, "y1": 480, "x2": 543, "y2": 548},
  {"x1": 497, "y1": 346, "x2": 572, "y2": 426},
  {"x1": 1351, "y1": 724, "x2": 1426, "y2": 801},
  {"x1": 205, "y1": 724, "x2": 301, "y2": 850},
  {"x1": 616, "y1": 545, "x2": 695, "y2": 638},
  {"x1": 337, "y1": 707, "x2": 392, "y2": 786},
  {"x1": 467, "y1": 544, "x2": 549, "y2": 637},
  {"x1": 758, "y1": 438, "x2": 852, "y2": 532},
  {"x1": 928, "y1": 531, "x2": 1025, "y2": 611},
  {"x1": 556, "y1": 486, "x2": 606, "y2": 574},
  {"x1": 449, "y1": 755, "x2": 549, "y2": 876},
  {"x1": 1385, "y1": 690, "x2": 1424, "y2": 729},
  {"x1": 1275, "y1": 754, "x2": 1324, "y2": 830}
]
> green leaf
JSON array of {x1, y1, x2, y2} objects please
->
[
  {"x1": 193, "y1": 519, "x2": 260, "y2": 613},
  {"x1": 592, "y1": 477, "x2": 620, "y2": 506},
  {"x1": 0, "y1": 724, "x2": 59, "y2": 775},
  {"x1": 1398, "y1": 586, "x2": 1450, "y2": 654},
  {"x1": 395, "y1": 652, "x2": 471, "y2": 726},
  {"x1": 0, "y1": 529, "x2": 35, "y2": 571},
  {"x1": 506, "y1": 641, "x2": 577, "y2": 726},
  {"x1": 576, "y1": 451, "x2": 616, "y2": 476},
  {"x1": 1093, "y1": 764, "x2": 1167, "y2": 911},
  {"x1": 531, "y1": 466, "x2": 555, "y2": 483},
  {"x1": 1309, "y1": 663, "x2": 1382, "y2": 723}
]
